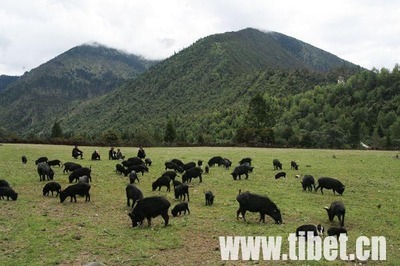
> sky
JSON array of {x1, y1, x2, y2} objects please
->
[{"x1": 1, "y1": 0, "x2": 399, "y2": 76}]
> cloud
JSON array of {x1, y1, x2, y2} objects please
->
[
  {"x1": 0, "y1": 0, "x2": 399, "y2": 75},
  {"x1": 159, "y1": 38, "x2": 176, "y2": 49}
]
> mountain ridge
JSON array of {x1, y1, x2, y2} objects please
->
[
  {"x1": 0, "y1": 43, "x2": 158, "y2": 135},
  {"x1": 0, "y1": 75, "x2": 19, "y2": 92},
  {"x1": 0, "y1": 28, "x2": 363, "y2": 141},
  {"x1": 58, "y1": 28, "x2": 361, "y2": 141}
]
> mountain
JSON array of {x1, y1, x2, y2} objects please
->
[
  {"x1": 0, "y1": 75, "x2": 19, "y2": 92},
  {"x1": 58, "y1": 28, "x2": 361, "y2": 142},
  {"x1": 0, "y1": 43, "x2": 158, "y2": 136}
]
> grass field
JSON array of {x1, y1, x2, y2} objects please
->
[{"x1": 0, "y1": 143, "x2": 399, "y2": 265}]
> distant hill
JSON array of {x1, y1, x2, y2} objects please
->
[
  {"x1": 0, "y1": 75, "x2": 19, "y2": 92},
  {"x1": 0, "y1": 43, "x2": 158, "y2": 136},
  {"x1": 59, "y1": 28, "x2": 361, "y2": 141}
]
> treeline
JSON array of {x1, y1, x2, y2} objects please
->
[
  {"x1": 235, "y1": 66, "x2": 400, "y2": 149},
  {"x1": 1, "y1": 66, "x2": 399, "y2": 149},
  {"x1": 154, "y1": 65, "x2": 400, "y2": 149}
]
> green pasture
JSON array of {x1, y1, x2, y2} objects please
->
[{"x1": 0, "y1": 144, "x2": 399, "y2": 265}]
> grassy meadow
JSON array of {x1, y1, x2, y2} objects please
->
[{"x1": 0, "y1": 143, "x2": 399, "y2": 265}]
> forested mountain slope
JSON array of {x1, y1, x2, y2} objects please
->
[
  {"x1": 59, "y1": 28, "x2": 360, "y2": 143},
  {"x1": 0, "y1": 44, "x2": 158, "y2": 135},
  {"x1": 0, "y1": 75, "x2": 19, "y2": 92}
]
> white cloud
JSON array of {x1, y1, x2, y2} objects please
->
[{"x1": 0, "y1": 0, "x2": 399, "y2": 75}]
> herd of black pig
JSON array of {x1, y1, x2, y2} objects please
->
[{"x1": 0, "y1": 153, "x2": 347, "y2": 239}]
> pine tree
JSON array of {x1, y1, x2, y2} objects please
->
[
  {"x1": 246, "y1": 93, "x2": 278, "y2": 129},
  {"x1": 246, "y1": 94, "x2": 268, "y2": 129},
  {"x1": 51, "y1": 122, "x2": 63, "y2": 138},
  {"x1": 164, "y1": 119, "x2": 176, "y2": 143}
]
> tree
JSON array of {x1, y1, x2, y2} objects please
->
[
  {"x1": 197, "y1": 133, "x2": 204, "y2": 144},
  {"x1": 377, "y1": 124, "x2": 384, "y2": 138},
  {"x1": 281, "y1": 126, "x2": 294, "y2": 141},
  {"x1": 164, "y1": 119, "x2": 176, "y2": 143},
  {"x1": 101, "y1": 129, "x2": 120, "y2": 145},
  {"x1": 234, "y1": 126, "x2": 256, "y2": 144},
  {"x1": 300, "y1": 131, "x2": 314, "y2": 148},
  {"x1": 51, "y1": 122, "x2": 63, "y2": 138},
  {"x1": 349, "y1": 120, "x2": 360, "y2": 147},
  {"x1": 246, "y1": 93, "x2": 268, "y2": 129},
  {"x1": 258, "y1": 128, "x2": 274, "y2": 144},
  {"x1": 324, "y1": 124, "x2": 346, "y2": 149}
]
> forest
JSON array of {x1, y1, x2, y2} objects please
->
[
  {"x1": 236, "y1": 66, "x2": 400, "y2": 149},
  {"x1": 0, "y1": 29, "x2": 398, "y2": 149},
  {"x1": 2, "y1": 65, "x2": 399, "y2": 150}
]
